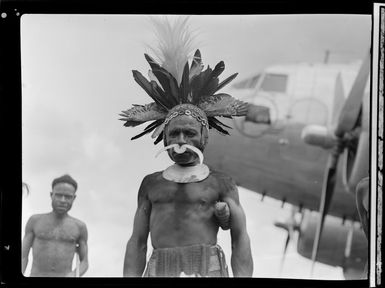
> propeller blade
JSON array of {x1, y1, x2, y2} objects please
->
[
  {"x1": 310, "y1": 51, "x2": 370, "y2": 275},
  {"x1": 310, "y1": 153, "x2": 339, "y2": 274},
  {"x1": 276, "y1": 206, "x2": 297, "y2": 275},
  {"x1": 331, "y1": 73, "x2": 345, "y2": 128},
  {"x1": 335, "y1": 51, "x2": 370, "y2": 137},
  {"x1": 279, "y1": 232, "x2": 291, "y2": 275}
]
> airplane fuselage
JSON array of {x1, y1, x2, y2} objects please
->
[{"x1": 204, "y1": 61, "x2": 367, "y2": 222}]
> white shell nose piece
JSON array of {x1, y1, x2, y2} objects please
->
[
  {"x1": 155, "y1": 144, "x2": 204, "y2": 164},
  {"x1": 174, "y1": 145, "x2": 187, "y2": 154},
  {"x1": 155, "y1": 144, "x2": 177, "y2": 158}
]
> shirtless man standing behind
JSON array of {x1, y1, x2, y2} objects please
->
[{"x1": 22, "y1": 174, "x2": 89, "y2": 277}]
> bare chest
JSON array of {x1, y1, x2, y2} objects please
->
[
  {"x1": 34, "y1": 218, "x2": 79, "y2": 243},
  {"x1": 148, "y1": 179, "x2": 219, "y2": 205}
]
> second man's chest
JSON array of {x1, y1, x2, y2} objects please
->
[{"x1": 35, "y1": 222, "x2": 79, "y2": 243}]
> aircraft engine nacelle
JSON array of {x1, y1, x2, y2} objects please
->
[
  {"x1": 297, "y1": 211, "x2": 367, "y2": 273},
  {"x1": 301, "y1": 125, "x2": 335, "y2": 149},
  {"x1": 301, "y1": 98, "x2": 370, "y2": 195}
]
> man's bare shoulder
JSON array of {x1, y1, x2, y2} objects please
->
[
  {"x1": 67, "y1": 215, "x2": 87, "y2": 229},
  {"x1": 209, "y1": 168, "x2": 236, "y2": 185},
  {"x1": 143, "y1": 171, "x2": 163, "y2": 181},
  {"x1": 25, "y1": 213, "x2": 53, "y2": 231},
  {"x1": 208, "y1": 168, "x2": 239, "y2": 200},
  {"x1": 137, "y1": 171, "x2": 163, "y2": 196},
  {"x1": 140, "y1": 171, "x2": 164, "y2": 187},
  {"x1": 28, "y1": 212, "x2": 50, "y2": 223}
]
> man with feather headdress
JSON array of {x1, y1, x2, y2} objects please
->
[{"x1": 121, "y1": 17, "x2": 253, "y2": 277}]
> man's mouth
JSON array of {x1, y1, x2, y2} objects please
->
[{"x1": 156, "y1": 144, "x2": 204, "y2": 164}]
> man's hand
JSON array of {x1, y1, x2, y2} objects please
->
[{"x1": 215, "y1": 202, "x2": 230, "y2": 230}]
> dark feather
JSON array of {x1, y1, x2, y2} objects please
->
[
  {"x1": 144, "y1": 54, "x2": 161, "y2": 70},
  {"x1": 119, "y1": 102, "x2": 167, "y2": 127},
  {"x1": 190, "y1": 49, "x2": 202, "y2": 70},
  {"x1": 197, "y1": 61, "x2": 224, "y2": 97},
  {"x1": 190, "y1": 66, "x2": 213, "y2": 104},
  {"x1": 150, "y1": 81, "x2": 175, "y2": 109},
  {"x1": 131, "y1": 119, "x2": 164, "y2": 140},
  {"x1": 210, "y1": 117, "x2": 232, "y2": 129},
  {"x1": 151, "y1": 68, "x2": 179, "y2": 106},
  {"x1": 208, "y1": 117, "x2": 230, "y2": 135},
  {"x1": 153, "y1": 131, "x2": 164, "y2": 145},
  {"x1": 167, "y1": 73, "x2": 180, "y2": 104},
  {"x1": 198, "y1": 93, "x2": 248, "y2": 117},
  {"x1": 201, "y1": 78, "x2": 219, "y2": 98},
  {"x1": 124, "y1": 120, "x2": 144, "y2": 127},
  {"x1": 144, "y1": 119, "x2": 164, "y2": 131},
  {"x1": 145, "y1": 54, "x2": 179, "y2": 106},
  {"x1": 132, "y1": 70, "x2": 170, "y2": 110},
  {"x1": 215, "y1": 73, "x2": 238, "y2": 92},
  {"x1": 211, "y1": 61, "x2": 225, "y2": 79},
  {"x1": 179, "y1": 62, "x2": 190, "y2": 103},
  {"x1": 131, "y1": 125, "x2": 159, "y2": 140}
]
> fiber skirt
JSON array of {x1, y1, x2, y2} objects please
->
[{"x1": 143, "y1": 244, "x2": 229, "y2": 277}]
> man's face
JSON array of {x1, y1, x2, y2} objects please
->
[
  {"x1": 165, "y1": 115, "x2": 204, "y2": 166},
  {"x1": 50, "y1": 182, "x2": 76, "y2": 215}
]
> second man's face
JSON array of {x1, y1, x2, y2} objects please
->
[
  {"x1": 51, "y1": 183, "x2": 76, "y2": 214},
  {"x1": 165, "y1": 115, "x2": 204, "y2": 166}
]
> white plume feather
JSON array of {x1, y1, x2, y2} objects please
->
[{"x1": 148, "y1": 16, "x2": 197, "y2": 85}]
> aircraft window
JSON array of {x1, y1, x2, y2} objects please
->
[
  {"x1": 232, "y1": 74, "x2": 260, "y2": 89},
  {"x1": 260, "y1": 73, "x2": 288, "y2": 93}
]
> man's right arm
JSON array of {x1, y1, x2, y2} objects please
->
[
  {"x1": 22, "y1": 215, "x2": 36, "y2": 275},
  {"x1": 123, "y1": 176, "x2": 152, "y2": 277}
]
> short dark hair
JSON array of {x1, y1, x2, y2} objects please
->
[{"x1": 52, "y1": 174, "x2": 78, "y2": 191}]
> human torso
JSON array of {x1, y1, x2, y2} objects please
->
[
  {"x1": 145, "y1": 171, "x2": 223, "y2": 248},
  {"x1": 30, "y1": 213, "x2": 81, "y2": 277}
]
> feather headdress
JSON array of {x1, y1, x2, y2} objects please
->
[{"x1": 119, "y1": 17, "x2": 248, "y2": 144}]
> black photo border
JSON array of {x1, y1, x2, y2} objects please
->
[{"x1": 0, "y1": 0, "x2": 381, "y2": 287}]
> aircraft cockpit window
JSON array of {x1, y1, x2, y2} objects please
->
[
  {"x1": 232, "y1": 74, "x2": 260, "y2": 89},
  {"x1": 260, "y1": 73, "x2": 288, "y2": 93}
]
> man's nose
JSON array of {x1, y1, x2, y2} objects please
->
[{"x1": 177, "y1": 133, "x2": 186, "y2": 145}]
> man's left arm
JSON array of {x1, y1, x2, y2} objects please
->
[
  {"x1": 77, "y1": 223, "x2": 89, "y2": 276},
  {"x1": 221, "y1": 176, "x2": 253, "y2": 277},
  {"x1": 68, "y1": 222, "x2": 89, "y2": 277}
]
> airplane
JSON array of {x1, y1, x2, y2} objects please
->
[{"x1": 203, "y1": 52, "x2": 371, "y2": 279}]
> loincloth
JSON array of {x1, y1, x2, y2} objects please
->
[{"x1": 143, "y1": 244, "x2": 229, "y2": 277}]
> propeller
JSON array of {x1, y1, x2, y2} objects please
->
[{"x1": 310, "y1": 51, "x2": 370, "y2": 274}]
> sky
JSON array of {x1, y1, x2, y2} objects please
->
[{"x1": 21, "y1": 14, "x2": 371, "y2": 278}]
